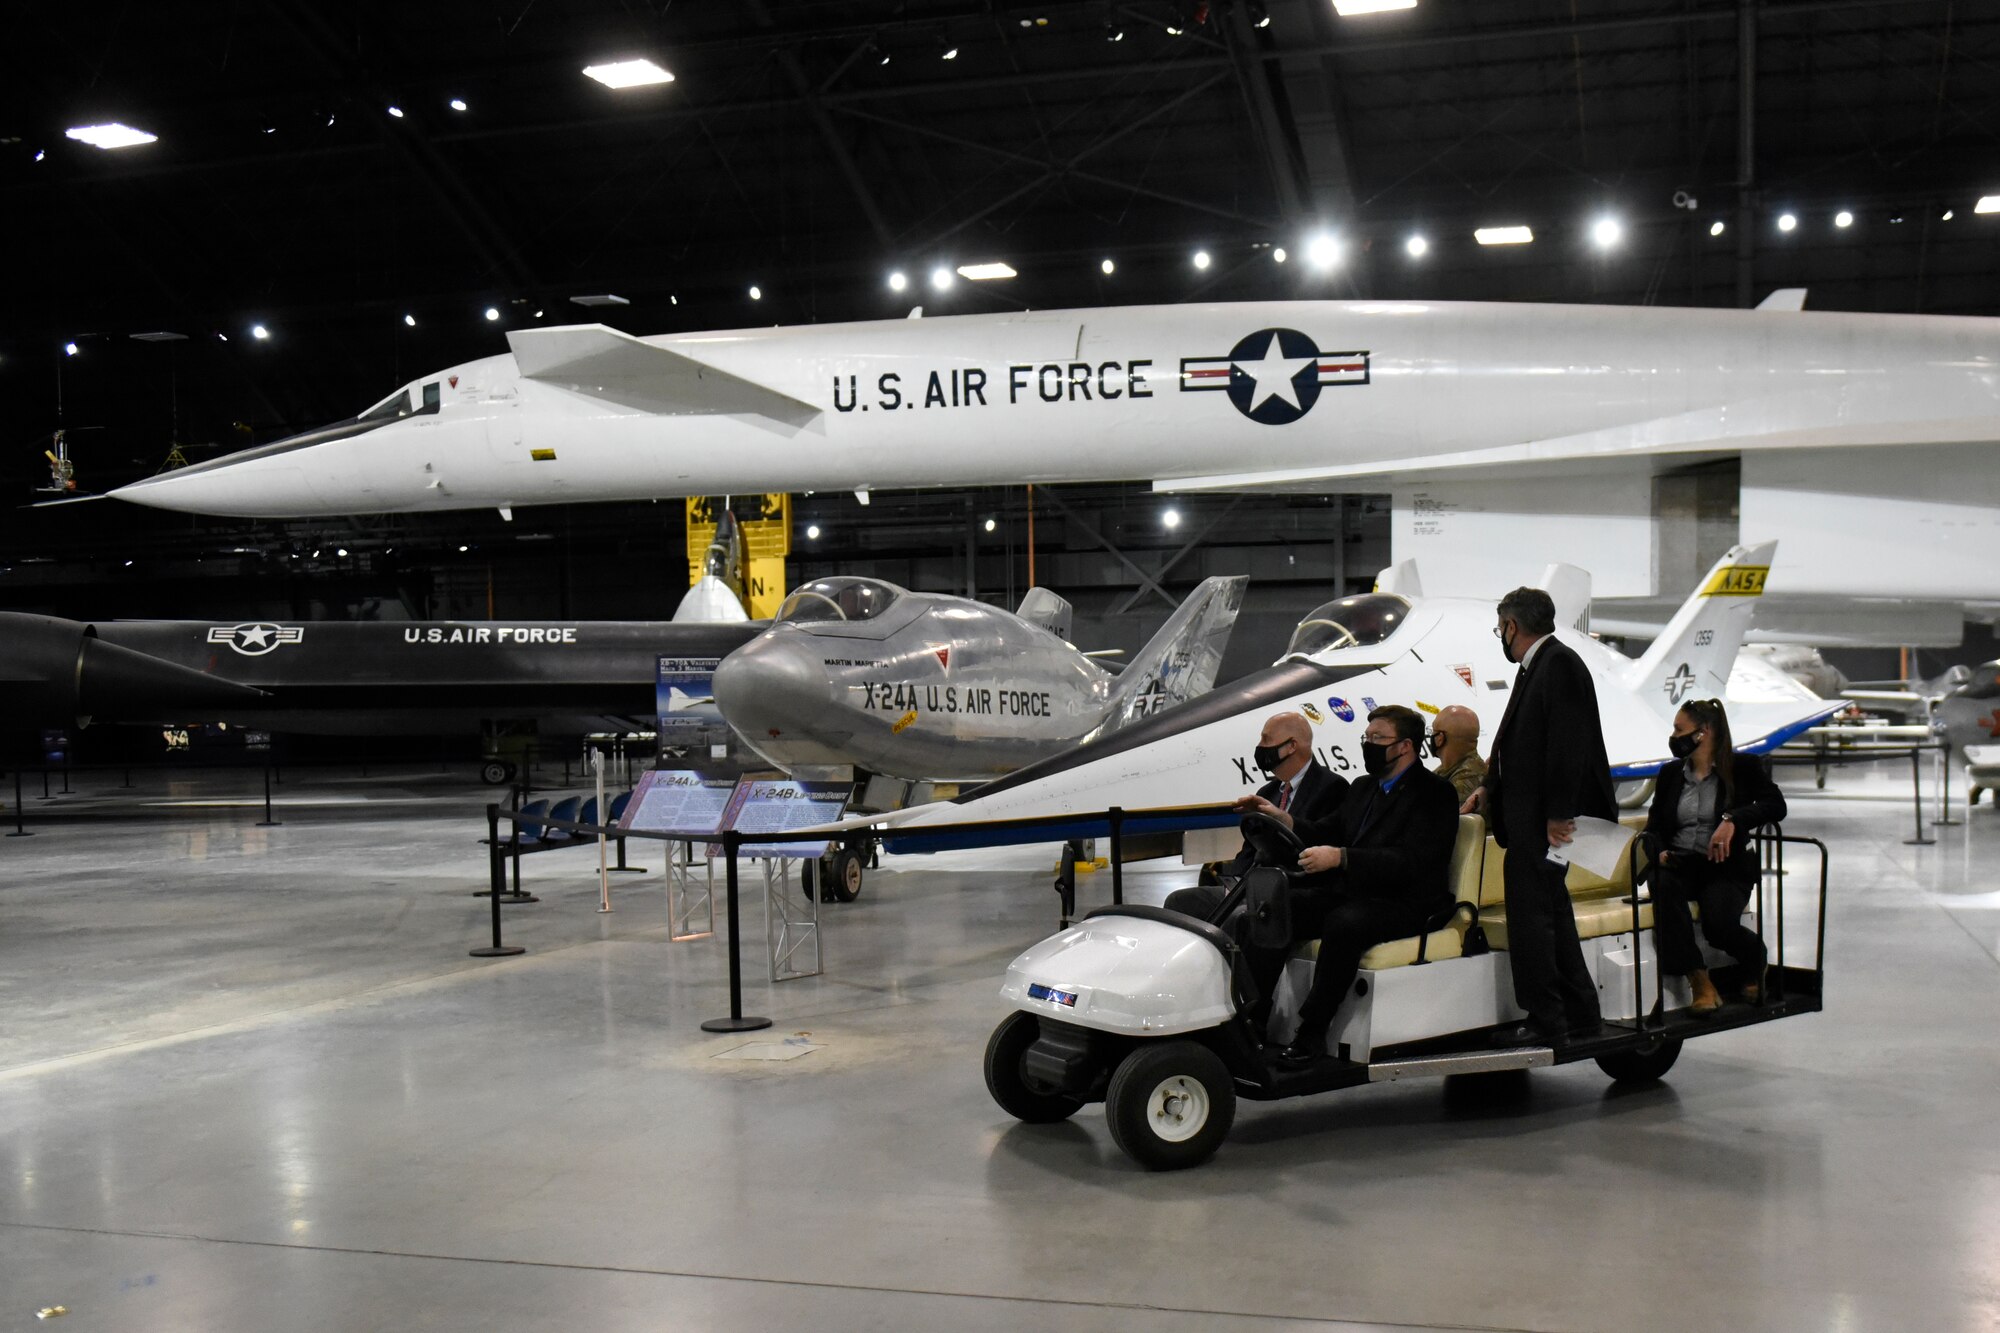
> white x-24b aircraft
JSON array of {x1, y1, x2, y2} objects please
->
[{"x1": 853, "y1": 541, "x2": 1839, "y2": 841}]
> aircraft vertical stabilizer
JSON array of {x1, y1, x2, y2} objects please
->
[
  {"x1": 1539, "y1": 563, "x2": 1592, "y2": 633},
  {"x1": 1016, "y1": 587, "x2": 1075, "y2": 643},
  {"x1": 1102, "y1": 575, "x2": 1249, "y2": 732},
  {"x1": 1622, "y1": 541, "x2": 1778, "y2": 720},
  {"x1": 1374, "y1": 559, "x2": 1423, "y2": 598}
]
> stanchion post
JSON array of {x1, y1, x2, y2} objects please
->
[
  {"x1": 39, "y1": 768, "x2": 52, "y2": 801},
  {"x1": 7, "y1": 770, "x2": 30, "y2": 837},
  {"x1": 59, "y1": 756, "x2": 71, "y2": 795},
  {"x1": 256, "y1": 766, "x2": 282, "y2": 827},
  {"x1": 701, "y1": 831, "x2": 771, "y2": 1033},
  {"x1": 1108, "y1": 806, "x2": 1125, "y2": 906},
  {"x1": 502, "y1": 788, "x2": 540, "y2": 904},
  {"x1": 471, "y1": 801, "x2": 526, "y2": 958},
  {"x1": 1934, "y1": 741, "x2": 1959, "y2": 827},
  {"x1": 1903, "y1": 747, "x2": 1935, "y2": 846}
]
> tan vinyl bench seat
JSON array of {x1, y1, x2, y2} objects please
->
[
  {"x1": 1473, "y1": 815, "x2": 1655, "y2": 950},
  {"x1": 1294, "y1": 814, "x2": 1487, "y2": 971}
]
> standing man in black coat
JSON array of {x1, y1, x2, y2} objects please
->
[
  {"x1": 1165, "y1": 710, "x2": 1348, "y2": 921},
  {"x1": 1463, "y1": 587, "x2": 1616, "y2": 1046},
  {"x1": 1233, "y1": 705, "x2": 1458, "y2": 1061}
]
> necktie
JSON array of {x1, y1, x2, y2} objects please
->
[{"x1": 1276, "y1": 781, "x2": 1291, "y2": 813}]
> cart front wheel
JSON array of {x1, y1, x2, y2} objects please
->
[
  {"x1": 1596, "y1": 1036, "x2": 1683, "y2": 1085},
  {"x1": 984, "y1": 1012, "x2": 1084, "y2": 1123},
  {"x1": 1105, "y1": 1040, "x2": 1235, "y2": 1171}
]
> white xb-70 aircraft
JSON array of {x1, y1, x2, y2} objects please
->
[
  {"x1": 838, "y1": 541, "x2": 1839, "y2": 843},
  {"x1": 108, "y1": 301, "x2": 2000, "y2": 528}
]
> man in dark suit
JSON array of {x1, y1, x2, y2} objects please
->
[
  {"x1": 1463, "y1": 587, "x2": 1616, "y2": 1046},
  {"x1": 1233, "y1": 705, "x2": 1458, "y2": 1064},
  {"x1": 1165, "y1": 710, "x2": 1348, "y2": 921}
]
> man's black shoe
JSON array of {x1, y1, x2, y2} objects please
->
[
  {"x1": 1488, "y1": 1021, "x2": 1562, "y2": 1049},
  {"x1": 1275, "y1": 1042, "x2": 1323, "y2": 1070}
]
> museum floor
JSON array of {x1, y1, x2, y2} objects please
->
[{"x1": 1, "y1": 756, "x2": 1995, "y2": 1332}]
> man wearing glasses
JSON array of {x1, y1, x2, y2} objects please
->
[
  {"x1": 1234, "y1": 704, "x2": 1458, "y2": 1067},
  {"x1": 1462, "y1": 587, "x2": 1616, "y2": 1048}
]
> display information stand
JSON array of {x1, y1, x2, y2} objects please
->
[
  {"x1": 713, "y1": 777, "x2": 849, "y2": 981},
  {"x1": 620, "y1": 769, "x2": 736, "y2": 941}
]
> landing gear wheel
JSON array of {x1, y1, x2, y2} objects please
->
[
  {"x1": 821, "y1": 846, "x2": 864, "y2": 903},
  {"x1": 1104, "y1": 1041, "x2": 1235, "y2": 1171},
  {"x1": 983, "y1": 1012, "x2": 1084, "y2": 1124},
  {"x1": 479, "y1": 761, "x2": 511, "y2": 786},
  {"x1": 1596, "y1": 1036, "x2": 1683, "y2": 1084}
]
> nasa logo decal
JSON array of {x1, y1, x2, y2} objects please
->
[
  {"x1": 206, "y1": 623, "x2": 305, "y2": 656},
  {"x1": 1179, "y1": 329, "x2": 1370, "y2": 425},
  {"x1": 1327, "y1": 697, "x2": 1354, "y2": 722}
]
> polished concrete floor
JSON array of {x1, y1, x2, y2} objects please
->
[{"x1": 1, "y1": 757, "x2": 1996, "y2": 1331}]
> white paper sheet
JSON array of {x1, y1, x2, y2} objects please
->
[{"x1": 1544, "y1": 815, "x2": 1636, "y2": 881}]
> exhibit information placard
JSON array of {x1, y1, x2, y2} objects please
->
[
  {"x1": 620, "y1": 769, "x2": 738, "y2": 836},
  {"x1": 713, "y1": 777, "x2": 851, "y2": 860}
]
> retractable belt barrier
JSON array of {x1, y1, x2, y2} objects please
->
[{"x1": 483, "y1": 800, "x2": 1245, "y2": 1034}]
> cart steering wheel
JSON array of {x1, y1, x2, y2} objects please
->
[{"x1": 1239, "y1": 811, "x2": 1304, "y2": 867}]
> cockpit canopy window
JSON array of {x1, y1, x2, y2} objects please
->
[
  {"x1": 1283, "y1": 593, "x2": 1413, "y2": 658},
  {"x1": 357, "y1": 383, "x2": 442, "y2": 425},
  {"x1": 359, "y1": 389, "x2": 412, "y2": 423},
  {"x1": 777, "y1": 576, "x2": 904, "y2": 624}
]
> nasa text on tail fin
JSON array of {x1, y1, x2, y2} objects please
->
[{"x1": 1623, "y1": 541, "x2": 1777, "y2": 719}]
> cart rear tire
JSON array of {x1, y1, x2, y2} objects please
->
[
  {"x1": 1596, "y1": 1036, "x2": 1683, "y2": 1085},
  {"x1": 479, "y1": 761, "x2": 511, "y2": 786},
  {"x1": 984, "y1": 1012, "x2": 1084, "y2": 1124},
  {"x1": 1105, "y1": 1040, "x2": 1235, "y2": 1171}
]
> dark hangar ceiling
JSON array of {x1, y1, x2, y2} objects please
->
[{"x1": 2, "y1": 0, "x2": 1996, "y2": 503}]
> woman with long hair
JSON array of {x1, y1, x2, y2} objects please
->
[{"x1": 1645, "y1": 697, "x2": 1787, "y2": 1016}]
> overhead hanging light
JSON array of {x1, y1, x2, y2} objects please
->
[
  {"x1": 1474, "y1": 225, "x2": 1533, "y2": 245},
  {"x1": 1974, "y1": 195, "x2": 2000, "y2": 214},
  {"x1": 1709, "y1": 220, "x2": 1726, "y2": 237},
  {"x1": 1192, "y1": 250, "x2": 1211, "y2": 270},
  {"x1": 1405, "y1": 234, "x2": 1429, "y2": 257},
  {"x1": 64, "y1": 123, "x2": 157, "y2": 149},
  {"x1": 583, "y1": 58, "x2": 675, "y2": 88},
  {"x1": 1590, "y1": 216, "x2": 1623, "y2": 249},
  {"x1": 887, "y1": 270, "x2": 908, "y2": 292},
  {"x1": 1333, "y1": 0, "x2": 1417, "y2": 13},
  {"x1": 1100, "y1": 257, "x2": 1115, "y2": 275},
  {"x1": 956, "y1": 261, "x2": 1017, "y2": 280},
  {"x1": 1777, "y1": 213, "x2": 1798, "y2": 232}
]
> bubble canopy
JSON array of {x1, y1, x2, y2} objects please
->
[
  {"x1": 776, "y1": 576, "x2": 904, "y2": 624},
  {"x1": 1283, "y1": 593, "x2": 1413, "y2": 658}
]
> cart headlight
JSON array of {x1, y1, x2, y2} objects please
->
[{"x1": 1028, "y1": 983, "x2": 1078, "y2": 1007}]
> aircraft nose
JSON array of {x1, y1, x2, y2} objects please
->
[{"x1": 712, "y1": 632, "x2": 839, "y2": 748}]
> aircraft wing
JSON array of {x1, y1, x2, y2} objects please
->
[
  {"x1": 1155, "y1": 367, "x2": 2000, "y2": 493},
  {"x1": 506, "y1": 324, "x2": 820, "y2": 427}
]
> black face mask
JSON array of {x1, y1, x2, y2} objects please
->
[
  {"x1": 1668, "y1": 730, "x2": 1700, "y2": 759},
  {"x1": 1253, "y1": 742, "x2": 1290, "y2": 776},
  {"x1": 1428, "y1": 732, "x2": 1447, "y2": 758},
  {"x1": 1499, "y1": 622, "x2": 1520, "y2": 665},
  {"x1": 1361, "y1": 739, "x2": 1400, "y2": 777}
]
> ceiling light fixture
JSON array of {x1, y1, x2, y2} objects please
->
[
  {"x1": 984, "y1": 517, "x2": 997, "y2": 532},
  {"x1": 1192, "y1": 250, "x2": 1211, "y2": 270},
  {"x1": 1975, "y1": 195, "x2": 2000, "y2": 214},
  {"x1": 748, "y1": 285, "x2": 762, "y2": 300},
  {"x1": 1100, "y1": 258, "x2": 1115, "y2": 275},
  {"x1": 583, "y1": 58, "x2": 675, "y2": 88},
  {"x1": 570, "y1": 294, "x2": 630, "y2": 306},
  {"x1": 1709, "y1": 220, "x2": 1726, "y2": 237},
  {"x1": 386, "y1": 105, "x2": 404, "y2": 119},
  {"x1": 64, "y1": 342, "x2": 79, "y2": 356},
  {"x1": 1333, "y1": 0, "x2": 1417, "y2": 13},
  {"x1": 1776, "y1": 213, "x2": 1797, "y2": 232},
  {"x1": 403, "y1": 314, "x2": 416, "y2": 327},
  {"x1": 941, "y1": 45, "x2": 959, "y2": 60},
  {"x1": 64, "y1": 123, "x2": 157, "y2": 150},
  {"x1": 251, "y1": 324, "x2": 270, "y2": 340},
  {"x1": 956, "y1": 261, "x2": 1017, "y2": 280},
  {"x1": 1273, "y1": 246, "x2": 1288, "y2": 263},
  {"x1": 1835, "y1": 210, "x2": 1854, "y2": 228},
  {"x1": 806, "y1": 524, "x2": 822, "y2": 539},
  {"x1": 1162, "y1": 508, "x2": 1182, "y2": 530},
  {"x1": 485, "y1": 307, "x2": 500, "y2": 321},
  {"x1": 1405, "y1": 233, "x2": 1428, "y2": 257},
  {"x1": 1306, "y1": 234, "x2": 1341, "y2": 269},
  {"x1": 930, "y1": 266, "x2": 955, "y2": 291},
  {"x1": 1474, "y1": 225, "x2": 1533, "y2": 246},
  {"x1": 1590, "y1": 216, "x2": 1623, "y2": 249},
  {"x1": 450, "y1": 98, "x2": 468, "y2": 112},
  {"x1": 1942, "y1": 209, "x2": 1955, "y2": 221},
  {"x1": 888, "y1": 270, "x2": 908, "y2": 292}
]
